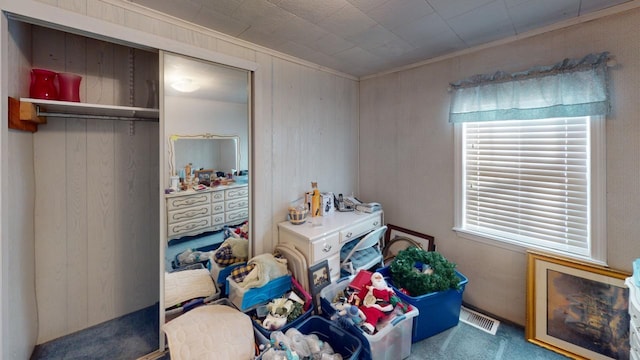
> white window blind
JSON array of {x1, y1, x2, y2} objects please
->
[{"x1": 462, "y1": 117, "x2": 590, "y2": 256}]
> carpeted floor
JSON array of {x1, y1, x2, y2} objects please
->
[
  {"x1": 30, "y1": 302, "x2": 571, "y2": 359},
  {"x1": 30, "y1": 304, "x2": 160, "y2": 360},
  {"x1": 408, "y1": 320, "x2": 570, "y2": 360}
]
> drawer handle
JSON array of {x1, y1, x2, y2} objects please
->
[
  {"x1": 345, "y1": 232, "x2": 353, "y2": 238},
  {"x1": 323, "y1": 244, "x2": 332, "y2": 252},
  {"x1": 373, "y1": 221, "x2": 379, "y2": 226}
]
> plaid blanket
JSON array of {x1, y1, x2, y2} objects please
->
[
  {"x1": 212, "y1": 243, "x2": 247, "y2": 266},
  {"x1": 230, "y1": 263, "x2": 256, "y2": 283}
]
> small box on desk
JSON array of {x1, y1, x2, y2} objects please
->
[
  {"x1": 226, "y1": 274, "x2": 292, "y2": 312},
  {"x1": 378, "y1": 266, "x2": 468, "y2": 343}
]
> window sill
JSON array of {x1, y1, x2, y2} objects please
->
[{"x1": 451, "y1": 227, "x2": 607, "y2": 266}]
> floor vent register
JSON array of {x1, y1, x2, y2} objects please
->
[{"x1": 459, "y1": 306, "x2": 500, "y2": 335}]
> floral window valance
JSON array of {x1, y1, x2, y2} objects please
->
[{"x1": 448, "y1": 52, "x2": 611, "y2": 123}]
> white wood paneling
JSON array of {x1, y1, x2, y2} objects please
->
[
  {"x1": 359, "y1": 7, "x2": 640, "y2": 325},
  {"x1": 30, "y1": 26, "x2": 159, "y2": 343}
]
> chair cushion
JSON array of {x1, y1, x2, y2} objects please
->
[{"x1": 340, "y1": 239, "x2": 381, "y2": 270}]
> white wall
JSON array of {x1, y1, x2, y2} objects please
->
[
  {"x1": 0, "y1": 0, "x2": 360, "y2": 358},
  {"x1": 359, "y1": 7, "x2": 640, "y2": 325}
]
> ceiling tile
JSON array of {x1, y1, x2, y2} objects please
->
[
  {"x1": 427, "y1": 0, "x2": 495, "y2": 20},
  {"x1": 508, "y1": 0, "x2": 579, "y2": 34},
  {"x1": 346, "y1": 24, "x2": 408, "y2": 51},
  {"x1": 131, "y1": 0, "x2": 202, "y2": 22},
  {"x1": 274, "y1": 0, "x2": 347, "y2": 24},
  {"x1": 317, "y1": 3, "x2": 377, "y2": 38},
  {"x1": 347, "y1": 0, "x2": 391, "y2": 13},
  {"x1": 366, "y1": 0, "x2": 435, "y2": 30},
  {"x1": 199, "y1": 0, "x2": 243, "y2": 17},
  {"x1": 367, "y1": 37, "x2": 415, "y2": 58},
  {"x1": 231, "y1": 0, "x2": 297, "y2": 34},
  {"x1": 269, "y1": 15, "x2": 328, "y2": 44},
  {"x1": 193, "y1": 6, "x2": 250, "y2": 36},
  {"x1": 312, "y1": 32, "x2": 356, "y2": 56},
  {"x1": 447, "y1": 1, "x2": 515, "y2": 46},
  {"x1": 392, "y1": 12, "x2": 451, "y2": 46}
]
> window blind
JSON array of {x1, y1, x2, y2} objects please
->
[{"x1": 463, "y1": 117, "x2": 590, "y2": 256}]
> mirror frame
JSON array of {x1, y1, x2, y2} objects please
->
[{"x1": 168, "y1": 133, "x2": 241, "y2": 180}]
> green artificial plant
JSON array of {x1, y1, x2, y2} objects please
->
[{"x1": 389, "y1": 247, "x2": 460, "y2": 296}]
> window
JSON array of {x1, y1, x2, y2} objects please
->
[
  {"x1": 454, "y1": 116, "x2": 605, "y2": 261},
  {"x1": 448, "y1": 52, "x2": 610, "y2": 263}
]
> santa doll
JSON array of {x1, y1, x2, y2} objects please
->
[{"x1": 358, "y1": 272, "x2": 395, "y2": 334}]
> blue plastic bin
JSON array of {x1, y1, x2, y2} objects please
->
[
  {"x1": 378, "y1": 266, "x2": 468, "y2": 343},
  {"x1": 226, "y1": 274, "x2": 292, "y2": 311},
  {"x1": 295, "y1": 316, "x2": 363, "y2": 360}
]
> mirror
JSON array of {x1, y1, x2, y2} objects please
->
[
  {"x1": 169, "y1": 134, "x2": 241, "y2": 185},
  {"x1": 161, "y1": 52, "x2": 251, "y2": 324}
]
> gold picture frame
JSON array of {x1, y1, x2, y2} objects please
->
[
  {"x1": 526, "y1": 251, "x2": 630, "y2": 359},
  {"x1": 194, "y1": 169, "x2": 215, "y2": 186}
]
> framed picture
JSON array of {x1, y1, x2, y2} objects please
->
[
  {"x1": 308, "y1": 260, "x2": 331, "y2": 309},
  {"x1": 526, "y1": 251, "x2": 630, "y2": 360},
  {"x1": 194, "y1": 169, "x2": 214, "y2": 186},
  {"x1": 382, "y1": 224, "x2": 435, "y2": 265}
]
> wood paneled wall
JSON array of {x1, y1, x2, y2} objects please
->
[{"x1": 30, "y1": 26, "x2": 159, "y2": 343}]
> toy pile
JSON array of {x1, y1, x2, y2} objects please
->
[{"x1": 327, "y1": 270, "x2": 411, "y2": 334}]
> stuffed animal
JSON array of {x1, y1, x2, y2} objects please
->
[
  {"x1": 358, "y1": 272, "x2": 395, "y2": 334},
  {"x1": 331, "y1": 301, "x2": 366, "y2": 327}
]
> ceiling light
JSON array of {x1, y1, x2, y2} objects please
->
[{"x1": 171, "y1": 78, "x2": 200, "y2": 93}]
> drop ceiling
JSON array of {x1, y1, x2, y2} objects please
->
[{"x1": 127, "y1": 0, "x2": 632, "y2": 77}]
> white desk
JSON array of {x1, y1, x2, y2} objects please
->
[{"x1": 278, "y1": 210, "x2": 383, "y2": 286}]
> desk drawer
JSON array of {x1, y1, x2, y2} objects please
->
[
  {"x1": 311, "y1": 233, "x2": 340, "y2": 262},
  {"x1": 166, "y1": 192, "x2": 211, "y2": 211},
  {"x1": 167, "y1": 204, "x2": 211, "y2": 224},
  {"x1": 339, "y1": 213, "x2": 382, "y2": 243}
]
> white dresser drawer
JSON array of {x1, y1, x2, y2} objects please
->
[
  {"x1": 212, "y1": 213, "x2": 225, "y2": 225},
  {"x1": 167, "y1": 204, "x2": 211, "y2": 224},
  {"x1": 211, "y1": 201, "x2": 225, "y2": 214},
  {"x1": 311, "y1": 233, "x2": 340, "y2": 263},
  {"x1": 226, "y1": 208, "x2": 248, "y2": 223},
  {"x1": 225, "y1": 187, "x2": 248, "y2": 200},
  {"x1": 211, "y1": 190, "x2": 225, "y2": 202},
  {"x1": 226, "y1": 198, "x2": 249, "y2": 211},
  {"x1": 339, "y1": 213, "x2": 382, "y2": 243},
  {"x1": 166, "y1": 192, "x2": 211, "y2": 211},
  {"x1": 168, "y1": 216, "x2": 212, "y2": 238}
]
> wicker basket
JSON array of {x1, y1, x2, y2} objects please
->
[{"x1": 288, "y1": 207, "x2": 308, "y2": 225}]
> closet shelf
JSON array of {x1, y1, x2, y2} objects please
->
[
  {"x1": 22, "y1": 97, "x2": 159, "y2": 121},
  {"x1": 9, "y1": 97, "x2": 159, "y2": 132}
]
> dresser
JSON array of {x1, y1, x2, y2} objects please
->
[
  {"x1": 278, "y1": 211, "x2": 383, "y2": 286},
  {"x1": 166, "y1": 183, "x2": 248, "y2": 241},
  {"x1": 627, "y1": 277, "x2": 640, "y2": 360}
]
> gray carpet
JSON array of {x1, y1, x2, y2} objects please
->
[
  {"x1": 29, "y1": 303, "x2": 571, "y2": 360},
  {"x1": 408, "y1": 321, "x2": 570, "y2": 360},
  {"x1": 30, "y1": 304, "x2": 159, "y2": 360}
]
